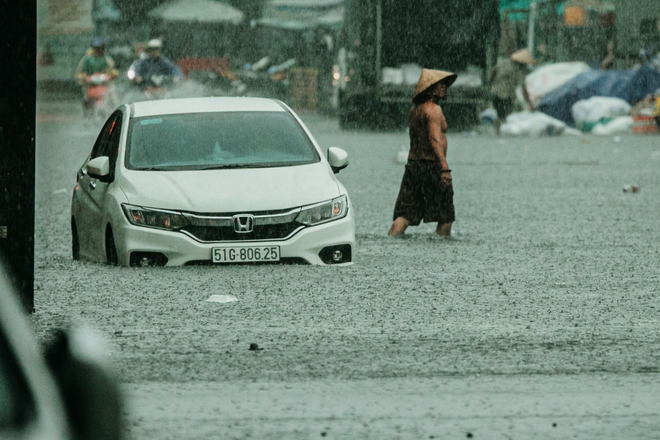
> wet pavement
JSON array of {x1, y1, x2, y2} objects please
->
[{"x1": 32, "y1": 93, "x2": 660, "y2": 439}]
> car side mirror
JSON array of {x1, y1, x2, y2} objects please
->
[
  {"x1": 86, "y1": 156, "x2": 110, "y2": 179},
  {"x1": 327, "y1": 147, "x2": 348, "y2": 174},
  {"x1": 45, "y1": 328, "x2": 123, "y2": 440}
]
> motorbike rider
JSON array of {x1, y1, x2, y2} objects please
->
[
  {"x1": 134, "y1": 39, "x2": 184, "y2": 89},
  {"x1": 75, "y1": 37, "x2": 119, "y2": 117},
  {"x1": 126, "y1": 41, "x2": 148, "y2": 83}
]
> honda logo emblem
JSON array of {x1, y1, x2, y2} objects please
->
[{"x1": 232, "y1": 214, "x2": 254, "y2": 233}]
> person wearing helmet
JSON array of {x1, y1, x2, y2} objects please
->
[
  {"x1": 75, "y1": 37, "x2": 119, "y2": 117},
  {"x1": 388, "y1": 69, "x2": 457, "y2": 237},
  {"x1": 134, "y1": 39, "x2": 184, "y2": 88}
]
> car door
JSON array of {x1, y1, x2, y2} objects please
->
[{"x1": 77, "y1": 111, "x2": 123, "y2": 260}]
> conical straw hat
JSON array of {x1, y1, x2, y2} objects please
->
[
  {"x1": 413, "y1": 69, "x2": 457, "y2": 99},
  {"x1": 510, "y1": 48, "x2": 534, "y2": 65}
]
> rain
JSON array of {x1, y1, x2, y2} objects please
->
[{"x1": 4, "y1": 0, "x2": 660, "y2": 439}]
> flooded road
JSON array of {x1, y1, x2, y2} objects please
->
[{"x1": 33, "y1": 94, "x2": 660, "y2": 439}]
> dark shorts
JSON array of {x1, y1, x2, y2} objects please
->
[
  {"x1": 393, "y1": 161, "x2": 455, "y2": 226},
  {"x1": 493, "y1": 97, "x2": 515, "y2": 119}
]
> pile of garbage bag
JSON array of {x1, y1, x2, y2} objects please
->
[
  {"x1": 571, "y1": 96, "x2": 632, "y2": 132},
  {"x1": 525, "y1": 62, "x2": 591, "y2": 108},
  {"x1": 536, "y1": 65, "x2": 660, "y2": 126},
  {"x1": 590, "y1": 116, "x2": 634, "y2": 135},
  {"x1": 500, "y1": 111, "x2": 581, "y2": 137}
]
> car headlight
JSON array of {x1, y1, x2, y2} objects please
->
[
  {"x1": 121, "y1": 204, "x2": 189, "y2": 230},
  {"x1": 296, "y1": 195, "x2": 348, "y2": 226}
]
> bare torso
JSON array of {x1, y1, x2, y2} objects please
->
[{"x1": 407, "y1": 102, "x2": 449, "y2": 170}]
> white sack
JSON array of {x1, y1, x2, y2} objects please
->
[
  {"x1": 501, "y1": 111, "x2": 567, "y2": 136},
  {"x1": 479, "y1": 107, "x2": 498, "y2": 123},
  {"x1": 571, "y1": 97, "x2": 631, "y2": 127},
  {"x1": 381, "y1": 64, "x2": 423, "y2": 85},
  {"x1": 591, "y1": 116, "x2": 633, "y2": 135},
  {"x1": 525, "y1": 62, "x2": 591, "y2": 107},
  {"x1": 401, "y1": 64, "x2": 422, "y2": 85},
  {"x1": 382, "y1": 67, "x2": 403, "y2": 85}
]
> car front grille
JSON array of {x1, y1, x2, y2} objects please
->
[{"x1": 180, "y1": 208, "x2": 304, "y2": 242}]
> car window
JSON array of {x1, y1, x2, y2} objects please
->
[
  {"x1": 126, "y1": 111, "x2": 320, "y2": 170},
  {"x1": 90, "y1": 111, "x2": 123, "y2": 178},
  {"x1": 0, "y1": 330, "x2": 35, "y2": 429}
]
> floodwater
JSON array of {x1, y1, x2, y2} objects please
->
[{"x1": 33, "y1": 94, "x2": 660, "y2": 439}]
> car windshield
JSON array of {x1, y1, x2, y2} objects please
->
[{"x1": 126, "y1": 111, "x2": 320, "y2": 170}]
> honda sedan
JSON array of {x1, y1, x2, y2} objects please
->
[{"x1": 71, "y1": 97, "x2": 355, "y2": 266}]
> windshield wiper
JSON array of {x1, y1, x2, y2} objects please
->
[
  {"x1": 135, "y1": 166, "x2": 170, "y2": 171},
  {"x1": 198, "y1": 163, "x2": 267, "y2": 170}
]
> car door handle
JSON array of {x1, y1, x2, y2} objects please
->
[{"x1": 89, "y1": 180, "x2": 97, "y2": 190}]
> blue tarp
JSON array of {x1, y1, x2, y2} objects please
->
[{"x1": 536, "y1": 66, "x2": 660, "y2": 126}]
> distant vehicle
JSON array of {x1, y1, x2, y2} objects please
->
[
  {"x1": 141, "y1": 73, "x2": 176, "y2": 100},
  {"x1": 337, "y1": 0, "x2": 500, "y2": 129},
  {"x1": 85, "y1": 73, "x2": 113, "y2": 121},
  {"x1": 0, "y1": 259, "x2": 122, "y2": 440},
  {"x1": 71, "y1": 97, "x2": 355, "y2": 267}
]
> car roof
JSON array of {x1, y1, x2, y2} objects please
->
[{"x1": 130, "y1": 97, "x2": 288, "y2": 118}]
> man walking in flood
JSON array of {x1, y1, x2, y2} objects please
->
[{"x1": 388, "y1": 69, "x2": 457, "y2": 237}]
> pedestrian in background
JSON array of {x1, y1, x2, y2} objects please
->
[
  {"x1": 388, "y1": 69, "x2": 457, "y2": 237},
  {"x1": 490, "y1": 48, "x2": 535, "y2": 135}
]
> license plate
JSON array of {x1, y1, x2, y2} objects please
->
[{"x1": 212, "y1": 246, "x2": 280, "y2": 263}]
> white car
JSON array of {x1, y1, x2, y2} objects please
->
[{"x1": 71, "y1": 97, "x2": 355, "y2": 266}]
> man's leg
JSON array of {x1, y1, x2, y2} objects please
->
[
  {"x1": 436, "y1": 222, "x2": 451, "y2": 237},
  {"x1": 388, "y1": 217, "x2": 409, "y2": 236},
  {"x1": 494, "y1": 118, "x2": 501, "y2": 136}
]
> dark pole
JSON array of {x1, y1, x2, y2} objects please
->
[{"x1": 0, "y1": 0, "x2": 36, "y2": 313}]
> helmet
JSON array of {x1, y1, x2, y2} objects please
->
[
  {"x1": 91, "y1": 37, "x2": 105, "y2": 48},
  {"x1": 146, "y1": 39, "x2": 163, "y2": 51}
]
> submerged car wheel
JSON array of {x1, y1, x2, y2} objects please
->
[
  {"x1": 71, "y1": 219, "x2": 80, "y2": 261},
  {"x1": 105, "y1": 226, "x2": 118, "y2": 266}
]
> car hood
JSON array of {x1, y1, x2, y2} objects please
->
[{"x1": 118, "y1": 162, "x2": 341, "y2": 212}]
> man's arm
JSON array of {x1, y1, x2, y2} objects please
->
[
  {"x1": 104, "y1": 56, "x2": 119, "y2": 80},
  {"x1": 163, "y1": 58, "x2": 184, "y2": 80},
  {"x1": 134, "y1": 59, "x2": 146, "y2": 83},
  {"x1": 426, "y1": 106, "x2": 449, "y2": 168},
  {"x1": 490, "y1": 65, "x2": 499, "y2": 84},
  {"x1": 522, "y1": 83, "x2": 534, "y2": 112},
  {"x1": 75, "y1": 57, "x2": 88, "y2": 84}
]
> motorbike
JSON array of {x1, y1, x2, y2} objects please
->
[
  {"x1": 121, "y1": 72, "x2": 180, "y2": 103},
  {"x1": 143, "y1": 74, "x2": 175, "y2": 100},
  {"x1": 85, "y1": 73, "x2": 113, "y2": 121}
]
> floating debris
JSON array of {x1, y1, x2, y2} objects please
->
[{"x1": 206, "y1": 294, "x2": 238, "y2": 303}]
